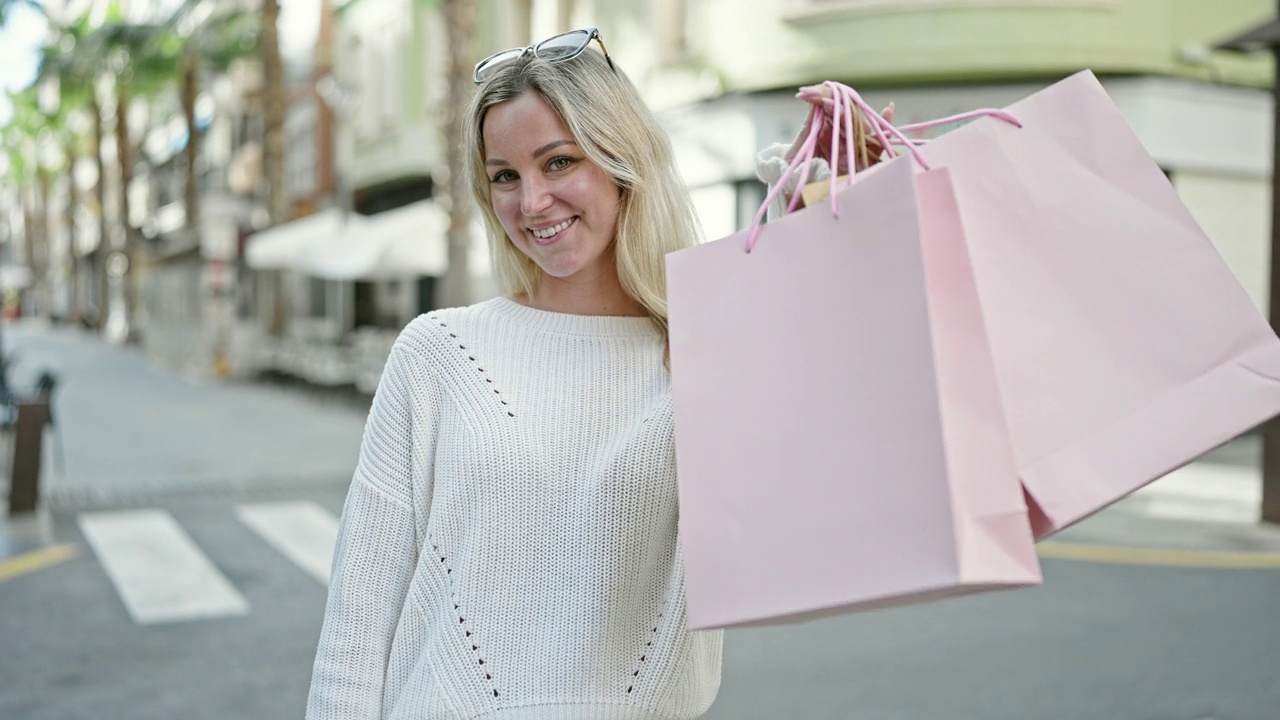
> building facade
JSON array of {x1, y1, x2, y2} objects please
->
[
  {"x1": 614, "y1": 0, "x2": 1276, "y2": 311},
  {"x1": 238, "y1": 0, "x2": 1278, "y2": 393}
]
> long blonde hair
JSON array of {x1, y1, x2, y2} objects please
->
[{"x1": 464, "y1": 48, "x2": 701, "y2": 347}]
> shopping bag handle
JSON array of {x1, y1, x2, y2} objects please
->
[
  {"x1": 745, "y1": 81, "x2": 861, "y2": 252},
  {"x1": 744, "y1": 81, "x2": 918, "y2": 252},
  {"x1": 896, "y1": 108, "x2": 1024, "y2": 135},
  {"x1": 744, "y1": 82, "x2": 1024, "y2": 253},
  {"x1": 810, "y1": 86, "x2": 1024, "y2": 156}
]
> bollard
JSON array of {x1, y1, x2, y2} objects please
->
[{"x1": 8, "y1": 400, "x2": 49, "y2": 516}]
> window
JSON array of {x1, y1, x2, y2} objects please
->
[{"x1": 309, "y1": 277, "x2": 328, "y2": 318}]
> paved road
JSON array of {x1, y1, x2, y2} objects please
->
[
  {"x1": 2, "y1": 323, "x2": 1279, "y2": 719},
  {"x1": 4, "y1": 494, "x2": 1279, "y2": 720}
]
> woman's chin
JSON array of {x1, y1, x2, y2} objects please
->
[
  {"x1": 530, "y1": 254, "x2": 590, "y2": 280},
  {"x1": 535, "y1": 264, "x2": 585, "y2": 281}
]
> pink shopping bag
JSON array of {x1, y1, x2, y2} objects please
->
[
  {"x1": 831, "y1": 71, "x2": 1280, "y2": 538},
  {"x1": 666, "y1": 156, "x2": 1041, "y2": 631}
]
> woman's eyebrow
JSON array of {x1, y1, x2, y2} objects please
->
[
  {"x1": 487, "y1": 139, "x2": 577, "y2": 167},
  {"x1": 532, "y1": 139, "x2": 575, "y2": 158}
]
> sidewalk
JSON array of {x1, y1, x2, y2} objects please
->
[
  {"x1": 0, "y1": 320, "x2": 369, "y2": 510},
  {"x1": 1055, "y1": 436, "x2": 1280, "y2": 554}
]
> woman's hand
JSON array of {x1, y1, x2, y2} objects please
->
[{"x1": 786, "y1": 84, "x2": 894, "y2": 176}]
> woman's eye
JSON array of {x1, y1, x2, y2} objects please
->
[
  {"x1": 548, "y1": 156, "x2": 573, "y2": 172},
  {"x1": 491, "y1": 170, "x2": 517, "y2": 184}
]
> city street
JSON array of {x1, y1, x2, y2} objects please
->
[{"x1": 2, "y1": 322, "x2": 1280, "y2": 720}]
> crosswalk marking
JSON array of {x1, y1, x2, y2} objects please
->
[
  {"x1": 235, "y1": 501, "x2": 339, "y2": 586},
  {"x1": 78, "y1": 509, "x2": 250, "y2": 625}
]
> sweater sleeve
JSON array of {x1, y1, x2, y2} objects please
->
[
  {"x1": 755, "y1": 142, "x2": 831, "y2": 222},
  {"x1": 306, "y1": 339, "x2": 425, "y2": 720}
]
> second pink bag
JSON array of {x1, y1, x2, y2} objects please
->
[{"x1": 847, "y1": 71, "x2": 1280, "y2": 537}]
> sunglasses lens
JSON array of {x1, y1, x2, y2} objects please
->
[
  {"x1": 475, "y1": 48, "x2": 526, "y2": 82},
  {"x1": 535, "y1": 29, "x2": 591, "y2": 59}
]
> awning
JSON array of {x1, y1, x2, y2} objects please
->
[
  {"x1": 1215, "y1": 17, "x2": 1280, "y2": 53},
  {"x1": 0, "y1": 265, "x2": 33, "y2": 289},
  {"x1": 245, "y1": 201, "x2": 487, "y2": 281},
  {"x1": 245, "y1": 208, "x2": 368, "y2": 271},
  {"x1": 304, "y1": 200, "x2": 449, "y2": 280}
]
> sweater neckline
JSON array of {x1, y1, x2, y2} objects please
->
[{"x1": 487, "y1": 296, "x2": 660, "y2": 338}]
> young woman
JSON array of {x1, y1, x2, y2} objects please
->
[
  {"x1": 303, "y1": 23, "x2": 885, "y2": 718},
  {"x1": 306, "y1": 29, "x2": 721, "y2": 720}
]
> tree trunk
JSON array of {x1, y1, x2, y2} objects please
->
[
  {"x1": 116, "y1": 83, "x2": 141, "y2": 341},
  {"x1": 20, "y1": 189, "x2": 35, "y2": 318},
  {"x1": 183, "y1": 50, "x2": 200, "y2": 230},
  {"x1": 34, "y1": 171, "x2": 51, "y2": 321},
  {"x1": 65, "y1": 149, "x2": 81, "y2": 326},
  {"x1": 91, "y1": 87, "x2": 108, "y2": 329},
  {"x1": 261, "y1": 0, "x2": 290, "y2": 337},
  {"x1": 262, "y1": 0, "x2": 287, "y2": 225},
  {"x1": 437, "y1": 0, "x2": 476, "y2": 309}
]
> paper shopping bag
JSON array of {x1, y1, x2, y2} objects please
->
[
  {"x1": 800, "y1": 175, "x2": 849, "y2": 209},
  {"x1": 666, "y1": 157, "x2": 1040, "y2": 631},
  {"x1": 863, "y1": 71, "x2": 1280, "y2": 538}
]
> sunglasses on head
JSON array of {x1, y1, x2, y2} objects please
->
[{"x1": 473, "y1": 27, "x2": 615, "y2": 84}]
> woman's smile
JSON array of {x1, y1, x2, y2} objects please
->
[
  {"x1": 530, "y1": 217, "x2": 578, "y2": 244},
  {"x1": 483, "y1": 91, "x2": 622, "y2": 282}
]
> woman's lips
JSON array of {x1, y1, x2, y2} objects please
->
[{"x1": 530, "y1": 217, "x2": 577, "y2": 245}]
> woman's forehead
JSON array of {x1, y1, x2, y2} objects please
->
[{"x1": 483, "y1": 92, "x2": 576, "y2": 159}]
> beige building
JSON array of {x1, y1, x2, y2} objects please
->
[
  {"x1": 587, "y1": 0, "x2": 1276, "y2": 312},
  {"x1": 245, "y1": 0, "x2": 1276, "y2": 391}
]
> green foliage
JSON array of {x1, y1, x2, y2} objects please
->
[
  {"x1": 189, "y1": 10, "x2": 262, "y2": 69},
  {"x1": 93, "y1": 21, "x2": 185, "y2": 94},
  {"x1": 1, "y1": 87, "x2": 45, "y2": 185},
  {"x1": 3, "y1": 1, "x2": 268, "y2": 194}
]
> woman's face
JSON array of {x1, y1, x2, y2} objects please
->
[{"x1": 482, "y1": 91, "x2": 622, "y2": 286}]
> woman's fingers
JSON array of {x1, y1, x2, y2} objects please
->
[
  {"x1": 796, "y1": 84, "x2": 833, "y2": 102},
  {"x1": 793, "y1": 87, "x2": 900, "y2": 170},
  {"x1": 784, "y1": 106, "x2": 823, "y2": 161}
]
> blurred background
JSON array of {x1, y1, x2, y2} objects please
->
[{"x1": 2, "y1": 1, "x2": 1280, "y2": 718}]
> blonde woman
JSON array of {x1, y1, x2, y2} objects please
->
[{"x1": 307, "y1": 29, "x2": 722, "y2": 719}]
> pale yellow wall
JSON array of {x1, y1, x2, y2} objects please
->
[
  {"x1": 585, "y1": 0, "x2": 1278, "y2": 109},
  {"x1": 1174, "y1": 171, "x2": 1273, "y2": 314}
]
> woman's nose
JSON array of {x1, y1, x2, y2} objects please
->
[{"x1": 520, "y1": 177, "x2": 554, "y2": 217}]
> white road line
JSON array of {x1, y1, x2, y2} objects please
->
[
  {"x1": 78, "y1": 509, "x2": 250, "y2": 625},
  {"x1": 235, "y1": 501, "x2": 339, "y2": 586}
]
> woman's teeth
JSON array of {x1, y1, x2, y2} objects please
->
[{"x1": 532, "y1": 218, "x2": 575, "y2": 239}]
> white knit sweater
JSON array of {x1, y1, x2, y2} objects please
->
[{"x1": 306, "y1": 296, "x2": 723, "y2": 720}]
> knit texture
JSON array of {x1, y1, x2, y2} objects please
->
[{"x1": 306, "y1": 297, "x2": 723, "y2": 720}]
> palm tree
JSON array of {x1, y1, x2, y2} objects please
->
[
  {"x1": 258, "y1": 0, "x2": 288, "y2": 337},
  {"x1": 169, "y1": 6, "x2": 260, "y2": 230},
  {"x1": 36, "y1": 11, "x2": 107, "y2": 326},
  {"x1": 40, "y1": 95, "x2": 88, "y2": 325},
  {"x1": 2, "y1": 88, "x2": 49, "y2": 318},
  {"x1": 437, "y1": 0, "x2": 476, "y2": 308},
  {"x1": 90, "y1": 17, "x2": 184, "y2": 339},
  {"x1": 0, "y1": 103, "x2": 35, "y2": 307},
  {"x1": 47, "y1": 108, "x2": 93, "y2": 325},
  {"x1": 261, "y1": 0, "x2": 285, "y2": 225}
]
